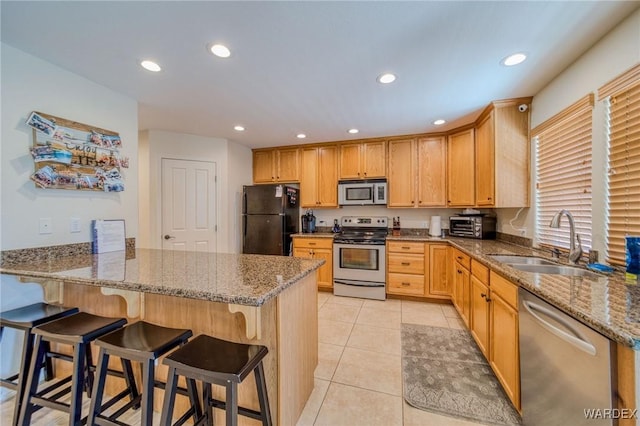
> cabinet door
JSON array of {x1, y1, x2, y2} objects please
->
[
  {"x1": 428, "y1": 244, "x2": 450, "y2": 298},
  {"x1": 339, "y1": 143, "x2": 362, "y2": 179},
  {"x1": 253, "y1": 150, "x2": 274, "y2": 183},
  {"x1": 277, "y1": 148, "x2": 300, "y2": 182},
  {"x1": 317, "y1": 145, "x2": 338, "y2": 207},
  {"x1": 475, "y1": 112, "x2": 495, "y2": 206},
  {"x1": 470, "y1": 275, "x2": 490, "y2": 357},
  {"x1": 300, "y1": 148, "x2": 319, "y2": 207},
  {"x1": 417, "y1": 136, "x2": 447, "y2": 207},
  {"x1": 453, "y1": 261, "x2": 470, "y2": 325},
  {"x1": 293, "y1": 247, "x2": 312, "y2": 259},
  {"x1": 447, "y1": 129, "x2": 475, "y2": 206},
  {"x1": 387, "y1": 139, "x2": 415, "y2": 207},
  {"x1": 490, "y1": 293, "x2": 520, "y2": 410},
  {"x1": 362, "y1": 141, "x2": 386, "y2": 178},
  {"x1": 314, "y1": 248, "x2": 333, "y2": 289}
]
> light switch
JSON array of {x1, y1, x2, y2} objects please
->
[
  {"x1": 70, "y1": 217, "x2": 81, "y2": 233},
  {"x1": 39, "y1": 218, "x2": 52, "y2": 234}
]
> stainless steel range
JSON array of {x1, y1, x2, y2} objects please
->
[{"x1": 333, "y1": 216, "x2": 387, "y2": 300}]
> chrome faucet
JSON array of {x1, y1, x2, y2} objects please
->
[{"x1": 549, "y1": 210, "x2": 583, "y2": 264}]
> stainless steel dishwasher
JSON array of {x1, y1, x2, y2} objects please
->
[{"x1": 519, "y1": 288, "x2": 614, "y2": 425}]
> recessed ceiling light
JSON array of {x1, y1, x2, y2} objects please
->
[
  {"x1": 502, "y1": 52, "x2": 527, "y2": 66},
  {"x1": 296, "y1": 133, "x2": 306, "y2": 139},
  {"x1": 234, "y1": 125, "x2": 245, "y2": 131},
  {"x1": 377, "y1": 73, "x2": 396, "y2": 84},
  {"x1": 433, "y1": 119, "x2": 446, "y2": 126},
  {"x1": 348, "y1": 128, "x2": 359, "y2": 134},
  {"x1": 210, "y1": 44, "x2": 231, "y2": 58},
  {"x1": 140, "y1": 60, "x2": 161, "y2": 72}
]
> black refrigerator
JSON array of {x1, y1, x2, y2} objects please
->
[{"x1": 242, "y1": 184, "x2": 299, "y2": 255}]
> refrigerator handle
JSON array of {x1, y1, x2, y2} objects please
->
[{"x1": 243, "y1": 191, "x2": 248, "y2": 214}]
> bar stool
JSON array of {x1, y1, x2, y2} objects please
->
[
  {"x1": 0, "y1": 302, "x2": 79, "y2": 426},
  {"x1": 88, "y1": 321, "x2": 201, "y2": 426},
  {"x1": 18, "y1": 312, "x2": 128, "y2": 426},
  {"x1": 160, "y1": 334, "x2": 272, "y2": 426}
]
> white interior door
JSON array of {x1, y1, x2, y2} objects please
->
[{"x1": 161, "y1": 158, "x2": 217, "y2": 252}]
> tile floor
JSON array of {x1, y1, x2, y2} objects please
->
[
  {"x1": 0, "y1": 294, "x2": 487, "y2": 426},
  {"x1": 297, "y1": 292, "x2": 486, "y2": 426}
]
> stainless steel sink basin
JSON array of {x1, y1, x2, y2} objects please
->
[
  {"x1": 510, "y1": 263, "x2": 598, "y2": 278},
  {"x1": 488, "y1": 255, "x2": 556, "y2": 265}
]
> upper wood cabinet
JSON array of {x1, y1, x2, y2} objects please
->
[
  {"x1": 339, "y1": 140, "x2": 386, "y2": 180},
  {"x1": 475, "y1": 100, "x2": 531, "y2": 207},
  {"x1": 300, "y1": 145, "x2": 338, "y2": 208},
  {"x1": 447, "y1": 128, "x2": 475, "y2": 207},
  {"x1": 252, "y1": 147, "x2": 300, "y2": 183},
  {"x1": 387, "y1": 136, "x2": 447, "y2": 208}
]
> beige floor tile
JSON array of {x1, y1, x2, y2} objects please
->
[
  {"x1": 318, "y1": 319, "x2": 354, "y2": 346},
  {"x1": 347, "y1": 324, "x2": 401, "y2": 355},
  {"x1": 317, "y1": 291, "x2": 331, "y2": 303},
  {"x1": 402, "y1": 308, "x2": 450, "y2": 327},
  {"x1": 356, "y1": 307, "x2": 401, "y2": 329},
  {"x1": 441, "y1": 303, "x2": 460, "y2": 318},
  {"x1": 315, "y1": 343, "x2": 344, "y2": 380},
  {"x1": 296, "y1": 378, "x2": 331, "y2": 426},
  {"x1": 403, "y1": 401, "x2": 485, "y2": 426},
  {"x1": 402, "y1": 300, "x2": 445, "y2": 315},
  {"x1": 332, "y1": 347, "x2": 402, "y2": 396},
  {"x1": 362, "y1": 298, "x2": 402, "y2": 312},
  {"x1": 325, "y1": 294, "x2": 365, "y2": 308},
  {"x1": 319, "y1": 302, "x2": 360, "y2": 323},
  {"x1": 446, "y1": 316, "x2": 466, "y2": 330},
  {"x1": 315, "y1": 382, "x2": 403, "y2": 426}
]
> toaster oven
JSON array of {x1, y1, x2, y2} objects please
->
[{"x1": 449, "y1": 216, "x2": 496, "y2": 239}]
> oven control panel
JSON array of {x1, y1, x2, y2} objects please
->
[{"x1": 340, "y1": 216, "x2": 388, "y2": 228}]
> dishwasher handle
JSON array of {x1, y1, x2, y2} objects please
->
[{"x1": 522, "y1": 300, "x2": 597, "y2": 356}]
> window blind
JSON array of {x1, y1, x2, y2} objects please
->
[
  {"x1": 602, "y1": 71, "x2": 640, "y2": 266},
  {"x1": 533, "y1": 95, "x2": 593, "y2": 252}
]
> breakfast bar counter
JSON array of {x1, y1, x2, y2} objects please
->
[{"x1": 1, "y1": 248, "x2": 324, "y2": 425}]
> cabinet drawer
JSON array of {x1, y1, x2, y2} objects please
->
[
  {"x1": 388, "y1": 273, "x2": 425, "y2": 295},
  {"x1": 293, "y1": 237, "x2": 333, "y2": 250},
  {"x1": 452, "y1": 248, "x2": 471, "y2": 270},
  {"x1": 471, "y1": 259, "x2": 489, "y2": 283},
  {"x1": 489, "y1": 271, "x2": 518, "y2": 309},
  {"x1": 388, "y1": 241, "x2": 425, "y2": 254},
  {"x1": 388, "y1": 254, "x2": 425, "y2": 274}
]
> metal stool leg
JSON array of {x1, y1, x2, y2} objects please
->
[
  {"x1": 17, "y1": 334, "x2": 46, "y2": 426},
  {"x1": 255, "y1": 362, "x2": 272, "y2": 426},
  {"x1": 87, "y1": 347, "x2": 109, "y2": 425},
  {"x1": 69, "y1": 343, "x2": 86, "y2": 426},
  {"x1": 141, "y1": 358, "x2": 154, "y2": 426},
  {"x1": 160, "y1": 366, "x2": 178, "y2": 426},
  {"x1": 225, "y1": 381, "x2": 239, "y2": 426},
  {"x1": 42, "y1": 340, "x2": 55, "y2": 381}
]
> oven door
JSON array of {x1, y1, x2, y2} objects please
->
[{"x1": 333, "y1": 242, "x2": 386, "y2": 284}]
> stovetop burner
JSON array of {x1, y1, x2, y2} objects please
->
[{"x1": 334, "y1": 216, "x2": 388, "y2": 245}]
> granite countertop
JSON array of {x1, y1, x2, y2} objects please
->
[
  {"x1": 0, "y1": 249, "x2": 324, "y2": 307},
  {"x1": 389, "y1": 235, "x2": 640, "y2": 350},
  {"x1": 292, "y1": 233, "x2": 336, "y2": 238}
]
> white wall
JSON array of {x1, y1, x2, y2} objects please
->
[
  {"x1": 498, "y1": 9, "x2": 640, "y2": 257},
  {"x1": 137, "y1": 129, "x2": 252, "y2": 253},
  {"x1": 0, "y1": 43, "x2": 139, "y2": 250}
]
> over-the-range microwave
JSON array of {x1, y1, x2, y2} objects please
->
[{"x1": 338, "y1": 179, "x2": 387, "y2": 206}]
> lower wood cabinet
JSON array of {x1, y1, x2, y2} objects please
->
[
  {"x1": 470, "y1": 260, "x2": 490, "y2": 357},
  {"x1": 452, "y1": 248, "x2": 471, "y2": 326},
  {"x1": 293, "y1": 237, "x2": 333, "y2": 290},
  {"x1": 387, "y1": 241, "x2": 450, "y2": 299}
]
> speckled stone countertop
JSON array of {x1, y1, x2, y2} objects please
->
[
  {"x1": 388, "y1": 235, "x2": 640, "y2": 349},
  {"x1": 0, "y1": 249, "x2": 324, "y2": 307},
  {"x1": 292, "y1": 233, "x2": 336, "y2": 238}
]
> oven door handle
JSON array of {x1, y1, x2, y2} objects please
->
[{"x1": 334, "y1": 279, "x2": 385, "y2": 288}]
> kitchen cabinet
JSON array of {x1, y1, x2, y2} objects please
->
[
  {"x1": 293, "y1": 237, "x2": 333, "y2": 290},
  {"x1": 470, "y1": 260, "x2": 490, "y2": 357},
  {"x1": 339, "y1": 140, "x2": 386, "y2": 179},
  {"x1": 427, "y1": 243, "x2": 450, "y2": 298},
  {"x1": 387, "y1": 137, "x2": 447, "y2": 208},
  {"x1": 451, "y1": 248, "x2": 471, "y2": 326},
  {"x1": 300, "y1": 145, "x2": 338, "y2": 208},
  {"x1": 489, "y1": 271, "x2": 520, "y2": 411},
  {"x1": 447, "y1": 128, "x2": 475, "y2": 207},
  {"x1": 253, "y1": 147, "x2": 300, "y2": 183},
  {"x1": 387, "y1": 241, "x2": 425, "y2": 296},
  {"x1": 475, "y1": 100, "x2": 531, "y2": 207}
]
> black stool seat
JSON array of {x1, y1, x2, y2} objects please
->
[
  {"x1": 161, "y1": 334, "x2": 272, "y2": 426},
  {"x1": 88, "y1": 321, "x2": 199, "y2": 426},
  {"x1": 0, "y1": 303, "x2": 78, "y2": 426},
  {"x1": 18, "y1": 312, "x2": 127, "y2": 426}
]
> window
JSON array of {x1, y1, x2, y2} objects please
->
[
  {"x1": 600, "y1": 64, "x2": 640, "y2": 266},
  {"x1": 533, "y1": 95, "x2": 594, "y2": 252}
]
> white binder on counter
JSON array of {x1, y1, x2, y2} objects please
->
[{"x1": 92, "y1": 219, "x2": 126, "y2": 253}]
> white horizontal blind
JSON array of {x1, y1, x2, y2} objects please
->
[
  {"x1": 605, "y1": 79, "x2": 640, "y2": 266},
  {"x1": 534, "y1": 96, "x2": 593, "y2": 251}
]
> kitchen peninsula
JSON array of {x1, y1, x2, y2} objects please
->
[{"x1": 0, "y1": 247, "x2": 324, "y2": 425}]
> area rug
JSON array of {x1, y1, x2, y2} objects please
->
[{"x1": 402, "y1": 324, "x2": 522, "y2": 426}]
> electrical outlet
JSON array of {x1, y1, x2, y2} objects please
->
[
  {"x1": 39, "y1": 218, "x2": 52, "y2": 234},
  {"x1": 70, "y1": 217, "x2": 81, "y2": 233},
  {"x1": 422, "y1": 221, "x2": 428, "y2": 228}
]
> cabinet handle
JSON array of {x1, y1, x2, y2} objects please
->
[
  {"x1": 402, "y1": 246, "x2": 411, "y2": 250},
  {"x1": 364, "y1": 172, "x2": 367, "y2": 176},
  {"x1": 486, "y1": 297, "x2": 491, "y2": 303},
  {"x1": 309, "y1": 242, "x2": 316, "y2": 246},
  {"x1": 457, "y1": 269, "x2": 462, "y2": 274},
  {"x1": 480, "y1": 293, "x2": 487, "y2": 299},
  {"x1": 401, "y1": 282, "x2": 411, "y2": 286},
  {"x1": 488, "y1": 197, "x2": 492, "y2": 200},
  {"x1": 457, "y1": 256, "x2": 463, "y2": 260},
  {"x1": 401, "y1": 262, "x2": 410, "y2": 266}
]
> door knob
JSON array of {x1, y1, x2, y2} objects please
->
[{"x1": 164, "y1": 235, "x2": 175, "y2": 240}]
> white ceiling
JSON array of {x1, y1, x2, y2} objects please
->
[{"x1": 2, "y1": 1, "x2": 638, "y2": 149}]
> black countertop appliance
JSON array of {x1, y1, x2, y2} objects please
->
[{"x1": 301, "y1": 210, "x2": 316, "y2": 233}]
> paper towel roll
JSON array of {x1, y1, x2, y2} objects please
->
[{"x1": 429, "y1": 216, "x2": 441, "y2": 237}]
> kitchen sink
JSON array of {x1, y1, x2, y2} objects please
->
[
  {"x1": 488, "y1": 255, "x2": 556, "y2": 265},
  {"x1": 509, "y1": 263, "x2": 598, "y2": 278}
]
